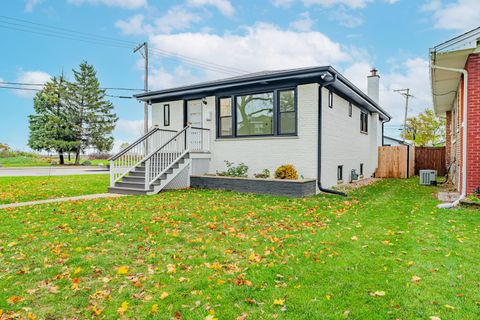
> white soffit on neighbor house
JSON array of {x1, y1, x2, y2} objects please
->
[{"x1": 430, "y1": 48, "x2": 475, "y2": 115}]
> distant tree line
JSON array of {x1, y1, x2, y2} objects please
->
[{"x1": 28, "y1": 62, "x2": 118, "y2": 164}]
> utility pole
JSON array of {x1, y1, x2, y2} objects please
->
[
  {"x1": 394, "y1": 88, "x2": 414, "y2": 142},
  {"x1": 134, "y1": 42, "x2": 149, "y2": 135}
]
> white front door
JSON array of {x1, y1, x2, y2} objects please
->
[{"x1": 187, "y1": 100, "x2": 203, "y2": 128}]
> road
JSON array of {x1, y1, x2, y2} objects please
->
[{"x1": 0, "y1": 166, "x2": 109, "y2": 177}]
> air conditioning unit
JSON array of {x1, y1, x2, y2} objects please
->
[{"x1": 419, "y1": 170, "x2": 437, "y2": 186}]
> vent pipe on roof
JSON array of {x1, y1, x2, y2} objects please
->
[{"x1": 367, "y1": 68, "x2": 380, "y2": 104}]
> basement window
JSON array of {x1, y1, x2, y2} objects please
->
[
  {"x1": 337, "y1": 165, "x2": 343, "y2": 182},
  {"x1": 163, "y1": 104, "x2": 170, "y2": 126},
  {"x1": 360, "y1": 163, "x2": 364, "y2": 175}
]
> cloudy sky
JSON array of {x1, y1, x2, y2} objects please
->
[{"x1": 1, "y1": 0, "x2": 478, "y2": 150}]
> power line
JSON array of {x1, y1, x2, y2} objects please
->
[
  {"x1": 0, "y1": 85, "x2": 134, "y2": 99},
  {"x1": 0, "y1": 15, "x2": 250, "y2": 76},
  {"x1": 0, "y1": 81, "x2": 145, "y2": 91}
]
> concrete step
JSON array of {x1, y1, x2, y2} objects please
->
[
  {"x1": 129, "y1": 170, "x2": 145, "y2": 177},
  {"x1": 122, "y1": 176, "x2": 145, "y2": 183},
  {"x1": 108, "y1": 187, "x2": 149, "y2": 195},
  {"x1": 115, "y1": 181, "x2": 153, "y2": 189}
]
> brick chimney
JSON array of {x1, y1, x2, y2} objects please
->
[{"x1": 367, "y1": 68, "x2": 380, "y2": 104}]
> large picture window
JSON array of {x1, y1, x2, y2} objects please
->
[
  {"x1": 217, "y1": 88, "x2": 297, "y2": 138},
  {"x1": 236, "y1": 92, "x2": 274, "y2": 136},
  {"x1": 219, "y1": 98, "x2": 233, "y2": 137}
]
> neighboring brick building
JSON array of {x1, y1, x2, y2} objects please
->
[{"x1": 430, "y1": 27, "x2": 480, "y2": 197}]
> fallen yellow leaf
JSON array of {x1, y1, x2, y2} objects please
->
[
  {"x1": 160, "y1": 292, "x2": 169, "y2": 300},
  {"x1": 369, "y1": 291, "x2": 385, "y2": 297},
  {"x1": 151, "y1": 304, "x2": 159, "y2": 314},
  {"x1": 117, "y1": 266, "x2": 129, "y2": 275},
  {"x1": 117, "y1": 301, "x2": 128, "y2": 315},
  {"x1": 273, "y1": 298, "x2": 285, "y2": 305}
]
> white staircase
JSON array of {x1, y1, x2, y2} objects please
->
[{"x1": 108, "y1": 125, "x2": 209, "y2": 195}]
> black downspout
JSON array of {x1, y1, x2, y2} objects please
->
[{"x1": 318, "y1": 82, "x2": 347, "y2": 197}]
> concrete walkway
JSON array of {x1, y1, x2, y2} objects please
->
[
  {"x1": 0, "y1": 166, "x2": 109, "y2": 177},
  {"x1": 0, "y1": 193, "x2": 124, "y2": 209}
]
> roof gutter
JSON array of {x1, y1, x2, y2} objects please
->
[
  {"x1": 135, "y1": 71, "x2": 333, "y2": 101},
  {"x1": 318, "y1": 76, "x2": 347, "y2": 197},
  {"x1": 431, "y1": 64, "x2": 468, "y2": 205}
]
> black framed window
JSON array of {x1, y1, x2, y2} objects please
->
[
  {"x1": 236, "y1": 92, "x2": 274, "y2": 136},
  {"x1": 217, "y1": 88, "x2": 297, "y2": 138},
  {"x1": 360, "y1": 163, "x2": 364, "y2": 175},
  {"x1": 218, "y1": 97, "x2": 233, "y2": 137},
  {"x1": 163, "y1": 104, "x2": 170, "y2": 126},
  {"x1": 360, "y1": 111, "x2": 368, "y2": 133},
  {"x1": 349, "y1": 102, "x2": 353, "y2": 117},
  {"x1": 328, "y1": 91, "x2": 334, "y2": 108},
  {"x1": 278, "y1": 90, "x2": 296, "y2": 134},
  {"x1": 337, "y1": 165, "x2": 343, "y2": 181}
]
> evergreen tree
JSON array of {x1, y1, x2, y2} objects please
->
[
  {"x1": 68, "y1": 62, "x2": 118, "y2": 164},
  {"x1": 28, "y1": 76, "x2": 77, "y2": 164}
]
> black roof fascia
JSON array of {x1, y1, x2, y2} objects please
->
[{"x1": 135, "y1": 66, "x2": 391, "y2": 121}]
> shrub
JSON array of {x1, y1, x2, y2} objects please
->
[
  {"x1": 219, "y1": 160, "x2": 248, "y2": 177},
  {"x1": 82, "y1": 161, "x2": 92, "y2": 166},
  {"x1": 254, "y1": 168, "x2": 270, "y2": 179},
  {"x1": 274, "y1": 164, "x2": 298, "y2": 180},
  {"x1": 88, "y1": 152, "x2": 111, "y2": 160}
]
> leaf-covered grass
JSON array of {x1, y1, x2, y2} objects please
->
[
  {"x1": 0, "y1": 179, "x2": 478, "y2": 319},
  {"x1": 0, "y1": 174, "x2": 109, "y2": 204}
]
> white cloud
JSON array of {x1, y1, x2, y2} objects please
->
[
  {"x1": 149, "y1": 65, "x2": 199, "y2": 90},
  {"x1": 116, "y1": 7, "x2": 201, "y2": 35},
  {"x1": 115, "y1": 14, "x2": 148, "y2": 35},
  {"x1": 67, "y1": 0, "x2": 147, "y2": 9},
  {"x1": 289, "y1": 12, "x2": 315, "y2": 31},
  {"x1": 148, "y1": 22, "x2": 351, "y2": 82},
  {"x1": 113, "y1": 119, "x2": 144, "y2": 152},
  {"x1": 14, "y1": 71, "x2": 51, "y2": 98},
  {"x1": 423, "y1": 0, "x2": 480, "y2": 31},
  {"x1": 187, "y1": 0, "x2": 235, "y2": 16},
  {"x1": 344, "y1": 58, "x2": 432, "y2": 126},
  {"x1": 25, "y1": 0, "x2": 42, "y2": 12},
  {"x1": 329, "y1": 10, "x2": 364, "y2": 27},
  {"x1": 304, "y1": 0, "x2": 373, "y2": 8},
  {"x1": 271, "y1": 0, "x2": 296, "y2": 7}
]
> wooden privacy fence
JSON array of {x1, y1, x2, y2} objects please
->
[
  {"x1": 415, "y1": 147, "x2": 446, "y2": 176},
  {"x1": 376, "y1": 146, "x2": 415, "y2": 178}
]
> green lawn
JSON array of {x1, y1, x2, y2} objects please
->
[
  {"x1": 0, "y1": 179, "x2": 478, "y2": 319},
  {"x1": 0, "y1": 157, "x2": 109, "y2": 167},
  {"x1": 0, "y1": 174, "x2": 109, "y2": 204}
]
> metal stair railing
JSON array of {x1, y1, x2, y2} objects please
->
[
  {"x1": 109, "y1": 128, "x2": 177, "y2": 187},
  {"x1": 144, "y1": 125, "x2": 191, "y2": 190}
]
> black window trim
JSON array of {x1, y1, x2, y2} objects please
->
[
  {"x1": 217, "y1": 96, "x2": 233, "y2": 137},
  {"x1": 348, "y1": 102, "x2": 353, "y2": 117},
  {"x1": 337, "y1": 165, "x2": 343, "y2": 181},
  {"x1": 360, "y1": 111, "x2": 369, "y2": 134},
  {"x1": 215, "y1": 86, "x2": 298, "y2": 139},
  {"x1": 163, "y1": 104, "x2": 170, "y2": 126},
  {"x1": 360, "y1": 163, "x2": 364, "y2": 176},
  {"x1": 328, "y1": 90, "x2": 334, "y2": 108}
]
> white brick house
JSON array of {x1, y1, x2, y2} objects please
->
[{"x1": 108, "y1": 66, "x2": 391, "y2": 195}]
